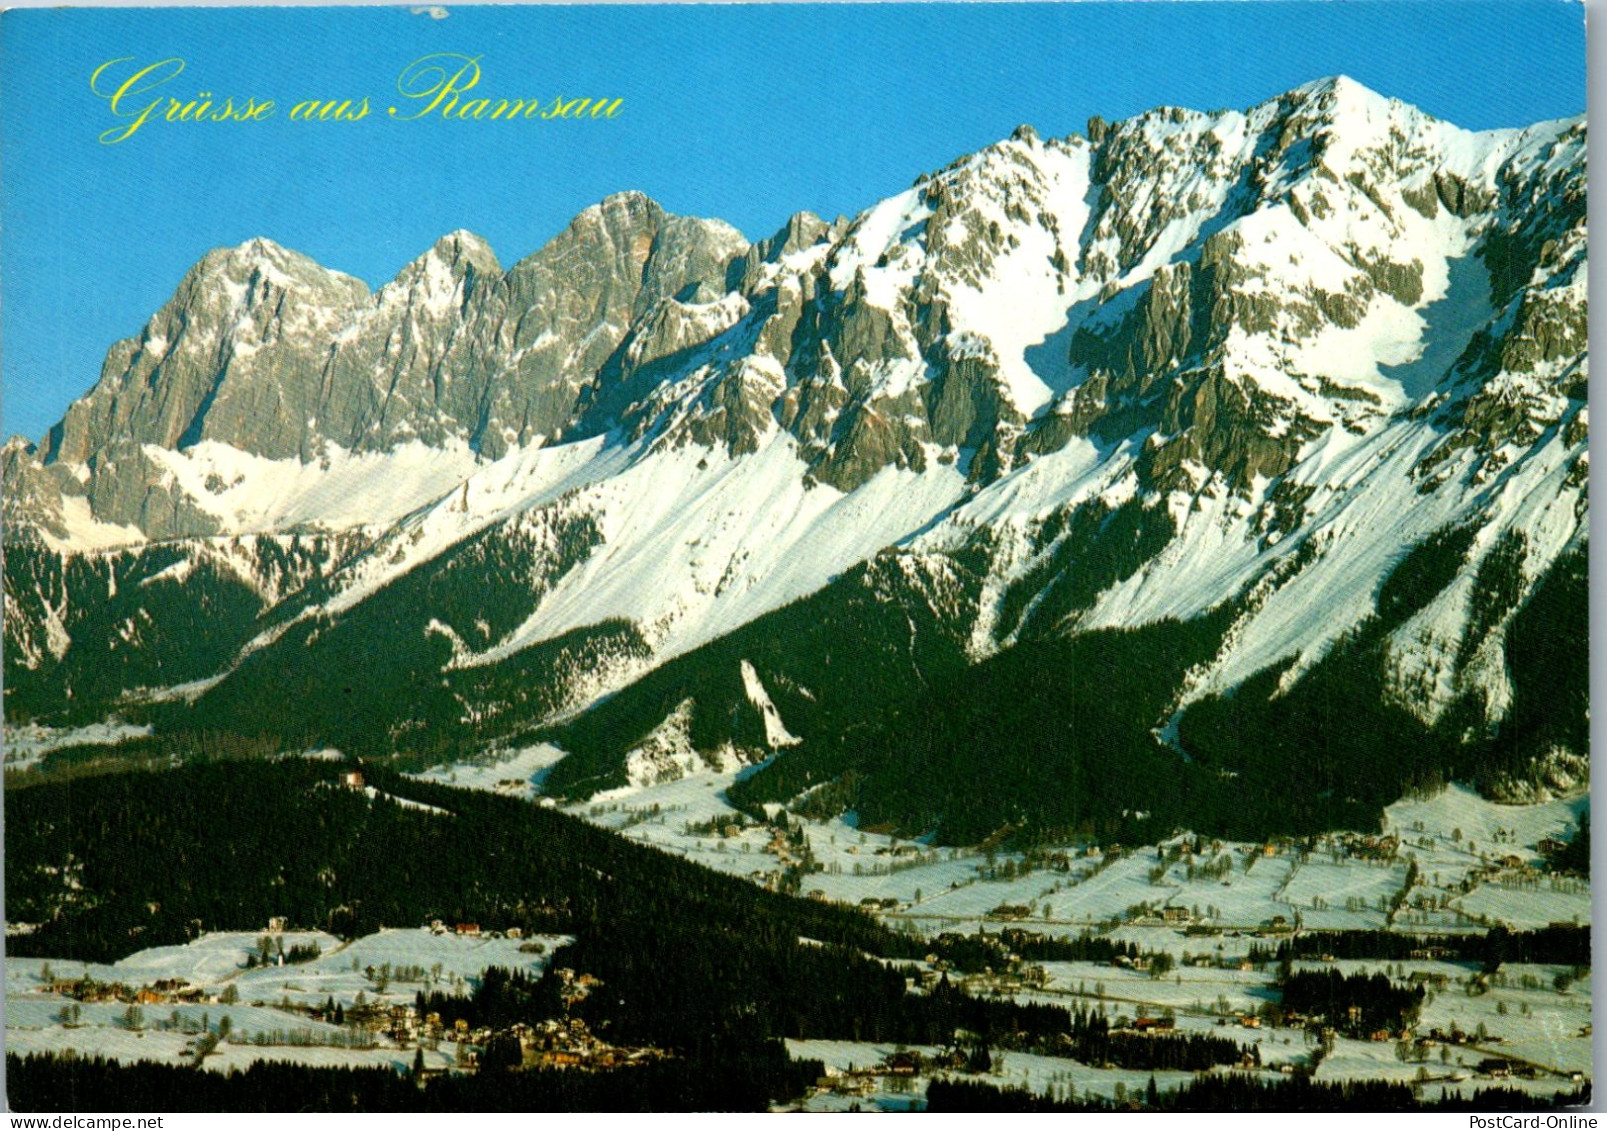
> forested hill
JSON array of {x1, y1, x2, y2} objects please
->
[
  {"x1": 4, "y1": 757, "x2": 906, "y2": 965},
  {"x1": 4, "y1": 757, "x2": 1258, "y2": 1109}
]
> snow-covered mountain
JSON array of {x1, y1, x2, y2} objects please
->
[{"x1": 4, "y1": 77, "x2": 1587, "y2": 841}]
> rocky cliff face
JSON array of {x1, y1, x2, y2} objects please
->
[
  {"x1": 4, "y1": 77, "x2": 1587, "y2": 828},
  {"x1": 13, "y1": 193, "x2": 746, "y2": 539}
]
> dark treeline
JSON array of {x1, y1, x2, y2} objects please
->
[
  {"x1": 927, "y1": 928, "x2": 1144, "y2": 974},
  {"x1": 43, "y1": 1051, "x2": 1582, "y2": 1114},
  {"x1": 1008, "y1": 932, "x2": 1138, "y2": 963},
  {"x1": 6, "y1": 1054, "x2": 419, "y2": 1113},
  {"x1": 730, "y1": 612, "x2": 1241, "y2": 845},
  {"x1": 1253, "y1": 925, "x2": 1591, "y2": 967},
  {"x1": 1547, "y1": 809, "x2": 1589, "y2": 874},
  {"x1": 1055, "y1": 1007, "x2": 1246, "y2": 1073},
  {"x1": 414, "y1": 967, "x2": 546, "y2": 1032},
  {"x1": 4, "y1": 1047, "x2": 823, "y2": 1113},
  {"x1": 1549, "y1": 812, "x2": 1587, "y2": 873},
  {"x1": 926, "y1": 1074, "x2": 1592, "y2": 1112},
  {"x1": 1277, "y1": 969, "x2": 1423, "y2": 1035}
]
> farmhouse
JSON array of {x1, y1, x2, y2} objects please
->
[{"x1": 1132, "y1": 1016, "x2": 1175, "y2": 1033}]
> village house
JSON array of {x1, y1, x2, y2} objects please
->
[
  {"x1": 387, "y1": 1004, "x2": 419, "y2": 1043},
  {"x1": 342, "y1": 770, "x2": 366, "y2": 789},
  {"x1": 825, "y1": 1074, "x2": 873, "y2": 1098},
  {"x1": 884, "y1": 1051, "x2": 922, "y2": 1076}
]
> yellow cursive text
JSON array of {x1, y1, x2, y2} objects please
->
[{"x1": 90, "y1": 57, "x2": 276, "y2": 144}]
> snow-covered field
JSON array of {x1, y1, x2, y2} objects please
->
[
  {"x1": 7, "y1": 931, "x2": 340, "y2": 993},
  {"x1": 2, "y1": 719, "x2": 153, "y2": 772},
  {"x1": 5, "y1": 927, "x2": 570, "y2": 1075},
  {"x1": 1454, "y1": 882, "x2": 1591, "y2": 931},
  {"x1": 506, "y1": 768, "x2": 1589, "y2": 947},
  {"x1": 3, "y1": 1018, "x2": 468, "y2": 1077},
  {"x1": 783, "y1": 1038, "x2": 1198, "y2": 1111},
  {"x1": 1417, "y1": 966, "x2": 1593, "y2": 1075},
  {"x1": 413, "y1": 743, "x2": 567, "y2": 799},
  {"x1": 226, "y1": 928, "x2": 568, "y2": 1008},
  {"x1": 6, "y1": 927, "x2": 566, "y2": 1006},
  {"x1": 1385, "y1": 786, "x2": 1584, "y2": 862},
  {"x1": 1279, "y1": 858, "x2": 1409, "y2": 929},
  {"x1": 1038, "y1": 960, "x2": 1279, "y2": 1017}
]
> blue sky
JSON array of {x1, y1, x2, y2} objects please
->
[{"x1": 0, "y1": 2, "x2": 1585, "y2": 442}]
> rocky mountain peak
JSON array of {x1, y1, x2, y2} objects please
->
[{"x1": 4, "y1": 81, "x2": 1585, "y2": 555}]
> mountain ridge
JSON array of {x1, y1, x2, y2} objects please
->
[{"x1": 3, "y1": 75, "x2": 1587, "y2": 839}]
